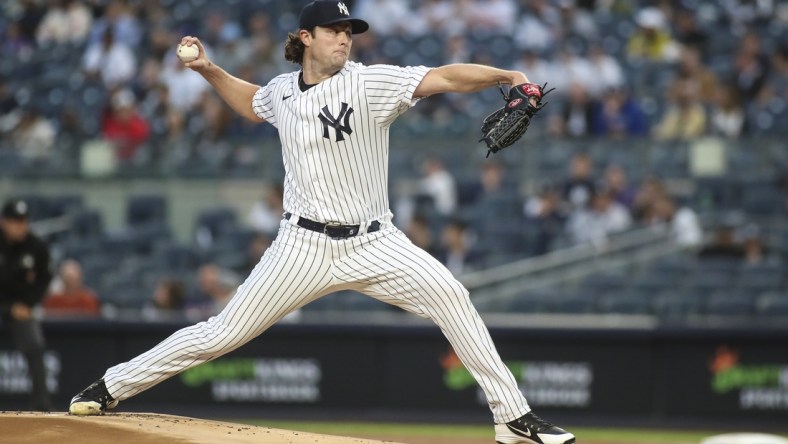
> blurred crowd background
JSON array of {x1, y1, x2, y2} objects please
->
[{"x1": 0, "y1": 0, "x2": 786, "y2": 323}]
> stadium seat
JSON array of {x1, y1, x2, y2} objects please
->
[
  {"x1": 126, "y1": 194, "x2": 168, "y2": 228},
  {"x1": 683, "y1": 272, "x2": 734, "y2": 294},
  {"x1": 539, "y1": 292, "x2": 595, "y2": 314},
  {"x1": 596, "y1": 293, "x2": 651, "y2": 315},
  {"x1": 652, "y1": 292, "x2": 701, "y2": 321},
  {"x1": 756, "y1": 293, "x2": 788, "y2": 317},
  {"x1": 703, "y1": 294, "x2": 755, "y2": 317}
]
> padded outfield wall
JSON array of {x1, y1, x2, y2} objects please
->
[{"x1": 0, "y1": 319, "x2": 787, "y2": 425}]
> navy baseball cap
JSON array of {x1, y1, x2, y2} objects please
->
[
  {"x1": 1, "y1": 199, "x2": 29, "y2": 220},
  {"x1": 299, "y1": 1, "x2": 369, "y2": 34}
]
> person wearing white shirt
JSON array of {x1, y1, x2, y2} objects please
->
[{"x1": 82, "y1": 27, "x2": 136, "y2": 89}]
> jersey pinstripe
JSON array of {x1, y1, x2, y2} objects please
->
[{"x1": 99, "y1": 61, "x2": 531, "y2": 424}]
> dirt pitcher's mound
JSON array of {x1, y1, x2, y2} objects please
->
[{"x1": 0, "y1": 411, "x2": 404, "y2": 444}]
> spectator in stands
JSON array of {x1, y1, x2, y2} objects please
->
[
  {"x1": 188, "y1": 264, "x2": 241, "y2": 319},
  {"x1": 744, "y1": 83, "x2": 780, "y2": 137},
  {"x1": 653, "y1": 78, "x2": 707, "y2": 141},
  {"x1": 644, "y1": 195, "x2": 702, "y2": 247},
  {"x1": 405, "y1": 214, "x2": 440, "y2": 258},
  {"x1": 721, "y1": 0, "x2": 775, "y2": 36},
  {"x1": 603, "y1": 163, "x2": 636, "y2": 210},
  {"x1": 142, "y1": 277, "x2": 186, "y2": 321},
  {"x1": 82, "y1": 26, "x2": 137, "y2": 89},
  {"x1": 1, "y1": 21, "x2": 35, "y2": 60},
  {"x1": 511, "y1": 49, "x2": 552, "y2": 87},
  {"x1": 549, "y1": 82, "x2": 595, "y2": 138},
  {"x1": 567, "y1": 188, "x2": 632, "y2": 247},
  {"x1": 562, "y1": 152, "x2": 596, "y2": 210},
  {"x1": 101, "y1": 88, "x2": 150, "y2": 162},
  {"x1": 766, "y1": 44, "x2": 788, "y2": 102},
  {"x1": 415, "y1": 0, "x2": 459, "y2": 37},
  {"x1": 524, "y1": 183, "x2": 566, "y2": 255},
  {"x1": 669, "y1": 47, "x2": 720, "y2": 106},
  {"x1": 159, "y1": 52, "x2": 211, "y2": 112},
  {"x1": 632, "y1": 176, "x2": 667, "y2": 222},
  {"x1": 36, "y1": 0, "x2": 92, "y2": 46},
  {"x1": 550, "y1": 45, "x2": 595, "y2": 98},
  {"x1": 9, "y1": 106, "x2": 56, "y2": 164},
  {"x1": 247, "y1": 183, "x2": 284, "y2": 235},
  {"x1": 697, "y1": 220, "x2": 745, "y2": 260},
  {"x1": 672, "y1": 7, "x2": 708, "y2": 53},
  {"x1": 709, "y1": 85, "x2": 746, "y2": 138},
  {"x1": 739, "y1": 223, "x2": 768, "y2": 265},
  {"x1": 200, "y1": 10, "x2": 243, "y2": 51},
  {"x1": 43, "y1": 259, "x2": 100, "y2": 317},
  {"x1": 87, "y1": 0, "x2": 142, "y2": 48},
  {"x1": 233, "y1": 11, "x2": 279, "y2": 81},
  {"x1": 355, "y1": 0, "x2": 411, "y2": 36},
  {"x1": 460, "y1": 159, "x2": 510, "y2": 207},
  {"x1": 592, "y1": 87, "x2": 649, "y2": 138},
  {"x1": 626, "y1": 7, "x2": 680, "y2": 63},
  {"x1": 586, "y1": 43, "x2": 624, "y2": 97},
  {"x1": 557, "y1": 0, "x2": 598, "y2": 42},
  {"x1": 515, "y1": 0, "x2": 561, "y2": 53},
  {"x1": 418, "y1": 155, "x2": 457, "y2": 216},
  {"x1": 731, "y1": 30, "x2": 770, "y2": 102},
  {"x1": 238, "y1": 232, "x2": 272, "y2": 276},
  {"x1": 0, "y1": 76, "x2": 19, "y2": 130},
  {"x1": 436, "y1": 219, "x2": 481, "y2": 275},
  {"x1": 12, "y1": 0, "x2": 45, "y2": 44},
  {"x1": 466, "y1": 0, "x2": 518, "y2": 34}
]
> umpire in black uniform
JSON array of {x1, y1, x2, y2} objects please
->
[{"x1": 0, "y1": 198, "x2": 53, "y2": 411}]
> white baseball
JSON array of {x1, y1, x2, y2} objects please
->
[{"x1": 177, "y1": 43, "x2": 200, "y2": 63}]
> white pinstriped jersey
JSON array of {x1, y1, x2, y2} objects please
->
[
  {"x1": 97, "y1": 60, "x2": 531, "y2": 426},
  {"x1": 252, "y1": 62, "x2": 431, "y2": 224}
]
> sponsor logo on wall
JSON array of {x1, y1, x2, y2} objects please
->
[
  {"x1": 709, "y1": 345, "x2": 788, "y2": 410},
  {"x1": 0, "y1": 351, "x2": 60, "y2": 394},
  {"x1": 440, "y1": 348, "x2": 592, "y2": 408},
  {"x1": 180, "y1": 357, "x2": 321, "y2": 403}
]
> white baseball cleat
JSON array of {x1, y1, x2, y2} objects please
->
[{"x1": 495, "y1": 411, "x2": 575, "y2": 444}]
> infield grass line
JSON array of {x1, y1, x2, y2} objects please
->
[{"x1": 230, "y1": 420, "x2": 776, "y2": 443}]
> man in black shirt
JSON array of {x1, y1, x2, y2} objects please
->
[{"x1": 0, "y1": 198, "x2": 53, "y2": 411}]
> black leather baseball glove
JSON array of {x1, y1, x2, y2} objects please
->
[{"x1": 480, "y1": 82, "x2": 553, "y2": 156}]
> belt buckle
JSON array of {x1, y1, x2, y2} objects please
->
[{"x1": 323, "y1": 221, "x2": 343, "y2": 237}]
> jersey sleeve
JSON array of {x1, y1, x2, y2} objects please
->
[
  {"x1": 252, "y1": 75, "x2": 288, "y2": 128},
  {"x1": 362, "y1": 64, "x2": 432, "y2": 126}
]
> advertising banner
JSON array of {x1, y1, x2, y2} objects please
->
[
  {"x1": 662, "y1": 341, "x2": 788, "y2": 417},
  {"x1": 0, "y1": 320, "x2": 785, "y2": 425}
]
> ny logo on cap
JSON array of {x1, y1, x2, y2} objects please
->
[{"x1": 337, "y1": 2, "x2": 349, "y2": 16}]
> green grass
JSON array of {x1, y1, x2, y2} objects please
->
[{"x1": 231, "y1": 420, "x2": 773, "y2": 443}]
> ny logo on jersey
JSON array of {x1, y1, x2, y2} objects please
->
[
  {"x1": 318, "y1": 102, "x2": 354, "y2": 142},
  {"x1": 337, "y1": 2, "x2": 349, "y2": 16}
]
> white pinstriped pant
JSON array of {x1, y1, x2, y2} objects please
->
[{"x1": 104, "y1": 219, "x2": 530, "y2": 423}]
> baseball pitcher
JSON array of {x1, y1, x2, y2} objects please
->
[{"x1": 69, "y1": 2, "x2": 571, "y2": 443}]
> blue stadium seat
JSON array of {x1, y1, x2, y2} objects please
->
[
  {"x1": 683, "y1": 271, "x2": 734, "y2": 294},
  {"x1": 596, "y1": 293, "x2": 651, "y2": 315},
  {"x1": 69, "y1": 209, "x2": 104, "y2": 239},
  {"x1": 756, "y1": 293, "x2": 788, "y2": 317},
  {"x1": 539, "y1": 292, "x2": 595, "y2": 314},
  {"x1": 652, "y1": 292, "x2": 700, "y2": 321},
  {"x1": 126, "y1": 194, "x2": 168, "y2": 228},
  {"x1": 194, "y1": 207, "x2": 239, "y2": 246},
  {"x1": 703, "y1": 294, "x2": 755, "y2": 317}
]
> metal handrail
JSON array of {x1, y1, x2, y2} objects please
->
[{"x1": 460, "y1": 223, "x2": 672, "y2": 290}]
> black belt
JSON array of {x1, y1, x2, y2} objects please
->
[{"x1": 285, "y1": 212, "x2": 380, "y2": 239}]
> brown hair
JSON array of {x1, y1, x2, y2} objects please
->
[{"x1": 284, "y1": 29, "x2": 314, "y2": 65}]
